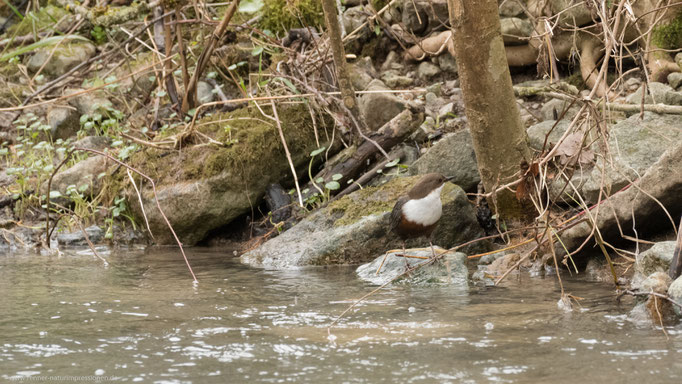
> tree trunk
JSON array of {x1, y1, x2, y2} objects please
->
[
  {"x1": 447, "y1": 0, "x2": 532, "y2": 217},
  {"x1": 321, "y1": 0, "x2": 367, "y2": 142}
]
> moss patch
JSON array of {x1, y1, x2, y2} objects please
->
[
  {"x1": 259, "y1": 0, "x2": 324, "y2": 36},
  {"x1": 131, "y1": 103, "x2": 325, "y2": 190},
  {"x1": 6, "y1": 5, "x2": 70, "y2": 36},
  {"x1": 652, "y1": 13, "x2": 682, "y2": 50},
  {"x1": 328, "y1": 176, "x2": 458, "y2": 227}
]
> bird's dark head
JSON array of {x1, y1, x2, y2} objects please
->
[{"x1": 408, "y1": 173, "x2": 453, "y2": 199}]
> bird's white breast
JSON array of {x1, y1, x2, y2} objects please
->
[{"x1": 401, "y1": 185, "x2": 444, "y2": 226}]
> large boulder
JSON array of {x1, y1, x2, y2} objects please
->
[
  {"x1": 129, "y1": 104, "x2": 323, "y2": 245},
  {"x1": 528, "y1": 112, "x2": 682, "y2": 205},
  {"x1": 558, "y1": 142, "x2": 682, "y2": 258},
  {"x1": 409, "y1": 129, "x2": 480, "y2": 191},
  {"x1": 581, "y1": 112, "x2": 682, "y2": 204},
  {"x1": 241, "y1": 176, "x2": 484, "y2": 269}
]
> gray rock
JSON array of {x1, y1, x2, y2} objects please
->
[
  {"x1": 51, "y1": 156, "x2": 109, "y2": 198},
  {"x1": 425, "y1": 83, "x2": 443, "y2": 96},
  {"x1": 27, "y1": 42, "x2": 96, "y2": 77},
  {"x1": 634, "y1": 241, "x2": 677, "y2": 283},
  {"x1": 478, "y1": 250, "x2": 506, "y2": 265},
  {"x1": 241, "y1": 176, "x2": 483, "y2": 269},
  {"x1": 668, "y1": 276, "x2": 682, "y2": 316},
  {"x1": 381, "y1": 51, "x2": 400, "y2": 72},
  {"x1": 356, "y1": 248, "x2": 469, "y2": 287},
  {"x1": 526, "y1": 119, "x2": 570, "y2": 151},
  {"x1": 675, "y1": 52, "x2": 682, "y2": 68},
  {"x1": 401, "y1": 0, "x2": 448, "y2": 36},
  {"x1": 624, "y1": 77, "x2": 641, "y2": 91},
  {"x1": 664, "y1": 90, "x2": 682, "y2": 106},
  {"x1": 499, "y1": 0, "x2": 525, "y2": 17},
  {"x1": 196, "y1": 81, "x2": 215, "y2": 104},
  {"x1": 410, "y1": 129, "x2": 480, "y2": 191},
  {"x1": 437, "y1": 102, "x2": 455, "y2": 120},
  {"x1": 358, "y1": 79, "x2": 406, "y2": 131},
  {"x1": 57, "y1": 225, "x2": 103, "y2": 246},
  {"x1": 437, "y1": 52, "x2": 457, "y2": 73},
  {"x1": 549, "y1": 0, "x2": 593, "y2": 27},
  {"x1": 381, "y1": 70, "x2": 413, "y2": 88},
  {"x1": 410, "y1": 116, "x2": 437, "y2": 142},
  {"x1": 540, "y1": 98, "x2": 579, "y2": 121},
  {"x1": 0, "y1": 205, "x2": 14, "y2": 227},
  {"x1": 558, "y1": 143, "x2": 682, "y2": 259},
  {"x1": 343, "y1": 5, "x2": 370, "y2": 39},
  {"x1": 639, "y1": 271, "x2": 672, "y2": 293},
  {"x1": 626, "y1": 82, "x2": 673, "y2": 104},
  {"x1": 424, "y1": 92, "x2": 440, "y2": 110},
  {"x1": 65, "y1": 88, "x2": 113, "y2": 115},
  {"x1": 500, "y1": 17, "x2": 533, "y2": 45},
  {"x1": 72, "y1": 136, "x2": 111, "y2": 152},
  {"x1": 667, "y1": 72, "x2": 682, "y2": 89},
  {"x1": 417, "y1": 61, "x2": 442, "y2": 79},
  {"x1": 581, "y1": 112, "x2": 682, "y2": 203},
  {"x1": 47, "y1": 107, "x2": 79, "y2": 140}
]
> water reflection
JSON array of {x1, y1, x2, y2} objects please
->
[{"x1": 1, "y1": 248, "x2": 681, "y2": 382}]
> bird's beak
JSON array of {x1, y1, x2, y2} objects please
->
[{"x1": 445, "y1": 175, "x2": 456, "y2": 181}]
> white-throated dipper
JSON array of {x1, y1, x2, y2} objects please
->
[{"x1": 390, "y1": 173, "x2": 453, "y2": 259}]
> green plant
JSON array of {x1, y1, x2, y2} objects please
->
[
  {"x1": 259, "y1": 0, "x2": 325, "y2": 36},
  {"x1": 78, "y1": 105, "x2": 124, "y2": 138},
  {"x1": 301, "y1": 147, "x2": 342, "y2": 207},
  {"x1": 90, "y1": 25, "x2": 108, "y2": 45}
]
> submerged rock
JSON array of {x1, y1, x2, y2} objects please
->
[
  {"x1": 241, "y1": 176, "x2": 483, "y2": 269},
  {"x1": 356, "y1": 248, "x2": 468, "y2": 287},
  {"x1": 57, "y1": 225, "x2": 103, "y2": 246}
]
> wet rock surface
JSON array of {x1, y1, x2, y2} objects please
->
[
  {"x1": 356, "y1": 247, "x2": 468, "y2": 287},
  {"x1": 57, "y1": 225, "x2": 103, "y2": 246},
  {"x1": 241, "y1": 176, "x2": 483, "y2": 269}
]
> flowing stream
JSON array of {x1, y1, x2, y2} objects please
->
[{"x1": 1, "y1": 248, "x2": 681, "y2": 383}]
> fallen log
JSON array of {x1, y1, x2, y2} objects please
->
[{"x1": 302, "y1": 108, "x2": 421, "y2": 200}]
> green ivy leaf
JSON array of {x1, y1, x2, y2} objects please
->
[
  {"x1": 385, "y1": 158, "x2": 400, "y2": 167},
  {"x1": 325, "y1": 181, "x2": 340, "y2": 191},
  {"x1": 310, "y1": 147, "x2": 326, "y2": 157}
]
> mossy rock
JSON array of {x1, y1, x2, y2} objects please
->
[
  {"x1": 128, "y1": 103, "x2": 328, "y2": 245},
  {"x1": 6, "y1": 5, "x2": 70, "y2": 36},
  {"x1": 652, "y1": 12, "x2": 682, "y2": 50},
  {"x1": 259, "y1": 0, "x2": 324, "y2": 35},
  {"x1": 241, "y1": 176, "x2": 485, "y2": 269}
]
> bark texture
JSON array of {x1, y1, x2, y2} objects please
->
[
  {"x1": 447, "y1": 0, "x2": 531, "y2": 217},
  {"x1": 321, "y1": 0, "x2": 366, "y2": 138}
]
